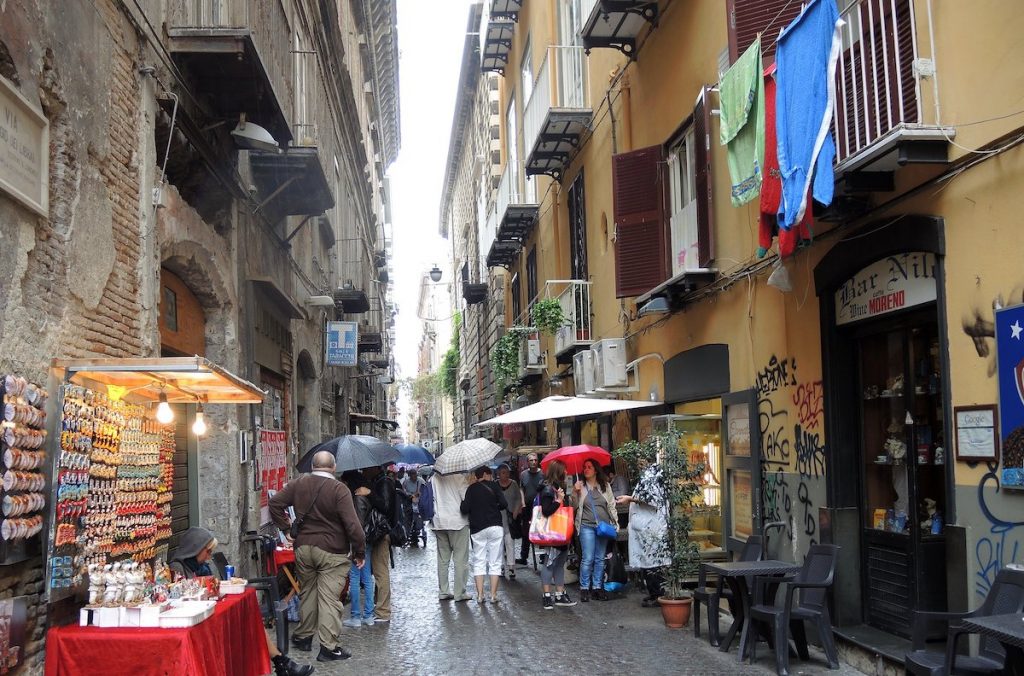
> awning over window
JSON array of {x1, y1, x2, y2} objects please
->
[
  {"x1": 349, "y1": 412, "x2": 399, "y2": 430},
  {"x1": 52, "y1": 357, "x2": 265, "y2": 404},
  {"x1": 476, "y1": 395, "x2": 661, "y2": 427}
]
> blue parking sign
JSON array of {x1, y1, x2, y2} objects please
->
[{"x1": 326, "y1": 321, "x2": 358, "y2": 366}]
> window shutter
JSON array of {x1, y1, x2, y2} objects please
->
[
  {"x1": 613, "y1": 145, "x2": 668, "y2": 298},
  {"x1": 727, "y1": 0, "x2": 803, "y2": 63},
  {"x1": 694, "y1": 87, "x2": 714, "y2": 268}
]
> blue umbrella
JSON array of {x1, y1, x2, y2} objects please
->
[
  {"x1": 395, "y1": 443, "x2": 435, "y2": 466},
  {"x1": 297, "y1": 435, "x2": 402, "y2": 473}
]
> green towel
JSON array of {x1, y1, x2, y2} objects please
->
[{"x1": 719, "y1": 37, "x2": 764, "y2": 207}]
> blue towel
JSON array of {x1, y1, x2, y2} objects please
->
[{"x1": 775, "y1": 0, "x2": 843, "y2": 229}]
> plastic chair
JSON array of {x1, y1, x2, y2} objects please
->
[
  {"x1": 749, "y1": 543, "x2": 841, "y2": 676},
  {"x1": 904, "y1": 567, "x2": 1024, "y2": 676},
  {"x1": 693, "y1": 535, "x2": 764, "y2": 646}
]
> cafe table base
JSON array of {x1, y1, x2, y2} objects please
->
[{"x1": 44, "y1": 589, "x2": 272, "y2": 676}]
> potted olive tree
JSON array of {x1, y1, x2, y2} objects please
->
[{"x1": 615, "y1": 428, "x2": 704, "y2": 628}]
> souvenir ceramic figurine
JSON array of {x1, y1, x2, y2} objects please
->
[
  {"x1": 86, "y1": 564, "x2": 105, "y2": 607},
  {"x1": 123, "y1": 562, "x2": 142, "y2": 605},
  {"x1": 102, "y1": 564, "x2": 119, "y2": 606},
  {"x1": 920, "y1": 498, "x2": 937, "y2": 530}
]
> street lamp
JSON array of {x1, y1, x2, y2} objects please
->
[{"x1": 429, "y1": 265, "x2": 442, "y2": 283}]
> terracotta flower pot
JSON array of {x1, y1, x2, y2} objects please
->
[{"x1": 658, "y1": 597, "x2": 693, "y2": 628}]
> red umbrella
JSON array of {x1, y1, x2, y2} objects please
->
[{"x1": 541, "y1": 444, "x2": 612, "y2": 475}]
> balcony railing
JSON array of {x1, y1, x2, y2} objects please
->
[
  {"x1": 832, "y1": 0, "x2": 948, "y2": 171},
  {"x1": 546, "y1": 280, "x2": 592, "y2": 361},
  {"x1": 523, "y1": 45, "x2": 591, "y2": 163}
]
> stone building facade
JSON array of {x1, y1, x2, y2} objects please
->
[{"x1": 0, "y1": 0, "x2": 398, "y2": 668}]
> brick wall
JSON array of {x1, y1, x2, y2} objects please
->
[{"x1": 0, "y1": 0, "x2": 147, "y2": 671}]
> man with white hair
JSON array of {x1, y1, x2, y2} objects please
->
[{"x1": 271, "y1": 451, "x2": 365, "y2": 663}]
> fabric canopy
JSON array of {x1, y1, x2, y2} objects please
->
[{"x1": 476, "y1": 395, "x2": 662, "y2": 427}]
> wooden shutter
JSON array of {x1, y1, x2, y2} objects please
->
[
  {"x1": 613, "y1": 145, "x2": 668, "y2": 298},
  {"x1": 694, "y1": 87, "x2": 714, "y2": 268},
  {"x1": 727, "y1": 0, "x2": 803, "y2": 63}
]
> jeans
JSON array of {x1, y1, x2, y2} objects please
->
[
  {"x1": 348, "y1": 555, "x2": 374, "y2": 619},
  {"x1": 540, "y1": 547, "x2": 568, "y2": 587},
  {"x1": 579, "y1": 525, "x2": 611, "y2": 590}
]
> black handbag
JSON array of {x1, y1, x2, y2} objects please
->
[{"x1": 290, "y1": 476, "x2": 328, "y2": 539}]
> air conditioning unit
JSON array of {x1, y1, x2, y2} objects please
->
[
  {"x1": 592, "y1": 338, "x2": 627, "y2": 388},
  {"x1": 517, "y1": 337, "x2": 544, "y2": 377},
  {"x1": 572, "y1": 350, "x2": 596, "y2": 395}
]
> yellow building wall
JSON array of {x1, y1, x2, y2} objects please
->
[{"x1": 493, "y1": 0, "x2": 1024, "y2": 582}]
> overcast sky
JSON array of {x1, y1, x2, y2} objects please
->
[{"x1": 389, "y1": 0, "x2": 473, "y2": 438}]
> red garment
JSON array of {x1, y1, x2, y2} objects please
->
[
  {"x1": 45, "y1": 589, "x2": 272, "y2": 676},
  {"x1": 760, "y1": 65, "x2": 813, "y2": 258}
]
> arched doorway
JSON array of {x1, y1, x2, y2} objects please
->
[{"x1": 158, "y1": 268, "x2": 205, "y2": 549}]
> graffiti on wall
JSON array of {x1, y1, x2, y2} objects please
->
[
  {"x1": 974, "y1": 462, "x2": 1024, "y2": 599},
  {"x1": 756, "y1": 355, "x2": 826, "y2": 554},
  {"x1": 961, "y1": 287, "x2": 1024, "y2": 600}
]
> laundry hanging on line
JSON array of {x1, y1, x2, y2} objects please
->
[
  {"x1": 774, "y1": 0, "x2": 843, "y2": 229},
  {"x1": 719, "y1": 36, "x2": 765, "y2": 207},
  {"x1": 758, "y1": 63, "x2": 813, "y2": 259}
]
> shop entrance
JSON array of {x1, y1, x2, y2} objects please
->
[{"x1": 852, "y1": 309, "x2": 948, "y2": 636}]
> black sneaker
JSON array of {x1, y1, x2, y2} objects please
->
[
  {"x1": 542, "y1": 595, "x2": 554, "y2": 610},
  {"x1": 592, "y1": 588, "x2": 608, "y2": 601},
  {"x1": 291, "y1": 636, "x2": 313, "y2": 652},
  {"x1": 580, "y1": 589, "x2": 590, "y2": 603},
  {"x1": 555, "y1": 593, "x2": 577, "y2": 607},
  {"x1": 272, "y1": 654, "x2": 315, "y2": 676},
  {"x1": 316, "y1": 646, "x2": 351, "y2": 662}
]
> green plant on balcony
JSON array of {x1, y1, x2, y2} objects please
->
[
  {"x1": 439, "y1": 313, "x2": 461, "y2": 400},
  {"x1": 491, "y1": 327, "x2": 534, "y2": 392},
  {"x1": 530, "y1": 298, "x2": 566, "y2": 336}
]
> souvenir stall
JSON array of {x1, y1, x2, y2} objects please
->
[{"x1": 38, "y1": 358, "x2": 270, "y2": 676}]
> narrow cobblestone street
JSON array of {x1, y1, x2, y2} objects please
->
[{"x1": 289, "y1": 535, "x2": 864, "y2": 675}]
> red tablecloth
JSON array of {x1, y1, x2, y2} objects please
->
[
  {"x1": 269, "y1": 547, "x2": 294, "y2": 574},
  {"x1": 44, "y1": 589, "x2": 272, "y2": 676}
]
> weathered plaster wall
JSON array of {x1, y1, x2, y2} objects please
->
[{"x1": 0, "y1": 0, "x2": 150, "y2": 669}]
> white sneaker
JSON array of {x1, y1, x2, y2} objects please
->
[
  {"x1": 362, "y1": 616, "x2": 375, "y2": 626},
  {"x1": 342, "y1": 618, "x2": 362, "y2": 628}
]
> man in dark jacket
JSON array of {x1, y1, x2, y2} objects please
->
[
  {"x1": 271, "y1": 451, "x2": 365, "y2": 662},
  {"x1": 361, "y1": 464, "x2": 395, "y2": 623}
]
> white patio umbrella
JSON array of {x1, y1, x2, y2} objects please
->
[{"x1": 433, "y1": 437, "x2": 503, "y2": 475}]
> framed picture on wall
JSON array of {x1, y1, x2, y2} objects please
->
[{"x1": 954, "y1": 404, "x2": 998, "y2": 462}]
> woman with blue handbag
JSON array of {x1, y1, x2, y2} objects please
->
[{"x1": 573, "y1": 459, "x2": 618, "y2": 602}]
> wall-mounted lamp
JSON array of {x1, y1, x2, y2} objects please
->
[
  {"x1": 429, "y1": 265, "x2": 443, "y2": 283},
  {"x1": 638, "y1": 296, "x2": 671, "y2": 317}
]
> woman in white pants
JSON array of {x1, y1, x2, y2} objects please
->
[{"x1": 460, "y1": 466, "x2": 508, "y2": 602}]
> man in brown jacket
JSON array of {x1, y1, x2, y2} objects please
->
[{"x1": 270, "y1": 451, "x2": 365, "y2": 663}]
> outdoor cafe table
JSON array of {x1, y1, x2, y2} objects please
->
[
  {"x1": 44, "y1": 588, "x2": 271, "y2": 676},
  {"x1": 960, "y1": 613, "x2": 1024, "y2": 676},
  {"x1": 703, "y1": 559, "x2": 802, "y2": 660}
]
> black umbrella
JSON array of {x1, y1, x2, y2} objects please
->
[{"x1": 297, "y1": 434, "x2": 402, "y2": 473}]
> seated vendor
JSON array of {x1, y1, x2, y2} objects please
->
[
  {"x1": 168, "y1": 527, "x2": 314, "y2": 676},
  {"x1": 169, "y1": 527, "x2": 223, "y2": 580}
]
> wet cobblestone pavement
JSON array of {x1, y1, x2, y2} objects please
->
[{"x1": 287, "y1": 535, "x2": 866, "y2": 676}]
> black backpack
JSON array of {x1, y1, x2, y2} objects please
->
[{"x1": 377, "y1": 476, "x2": 408, "y2": 547}]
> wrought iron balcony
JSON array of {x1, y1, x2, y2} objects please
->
[
  {"x1": 523, "y1": 46, "x2": 592, "y2": 181},
  {"x1": 831, "y1": 0, "x2": 952, "y2": 180},
  {"x1": 545, "y1": 280, "x2": 593, "y2": 363},
  {"x1": 489, "y1": 0, "x2": 523, "y2": 21},
  {"x1": 481, "y1": 18, "x2": 515, "y2": 74},
  {"x1": 485, "y1": 162, "x2": 538, "y2": 268},
  {"x1": 582, "y1": 1, "x2": 659, "y2": 58}
]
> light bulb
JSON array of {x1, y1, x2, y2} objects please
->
[
  {"x1": 192, "y1": 408, "x2": 207, "y2": 436},
  {"x1": 156, "y1": 393, "x2": 174, "y2": 424}
]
